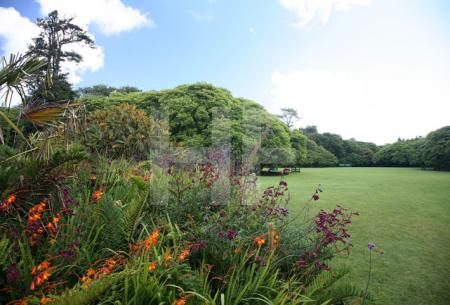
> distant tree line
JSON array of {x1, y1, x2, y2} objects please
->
[{"x1": 77, "y1": 84, "x2": 141, "y2": 97}]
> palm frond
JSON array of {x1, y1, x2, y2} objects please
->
[
  {"x1": 0, "y1": 53, "x2": 46, "y2": 107},
  {"x1": 22, "y1": 101, "x2": 67, "y2": 126}
]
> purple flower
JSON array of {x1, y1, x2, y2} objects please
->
[
  {"x1": 57, "y1": 250, "x2": 75, "y2": 258},
  {"x1": 6, "y1": 264, "x2": 19, "y2": 282},
  {"x1": 217, "y1": 231, "x2": 226, "y2": 238},
  {"x1": 279, "y1": 181, "x2": 288, "y2": 187},
  {"x1": 368, "y1": 242, "x2": 375, "y2": 250},
  {"x1": 278, "y1": 207, "x2": 289, "y2": 217},
  {"x1": 226, "y1": 230, "x2": 237, "y2": 240},
  {"x1": 192, "y1": 239, "x2": 206, "y2": 251},
  {"x1": 255, "y1": 256, "x2": 266, "y2": 266}
]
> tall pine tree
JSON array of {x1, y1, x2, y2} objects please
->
[{"x1": 27, "y1": 10, "x2": 94, "y2": 102}]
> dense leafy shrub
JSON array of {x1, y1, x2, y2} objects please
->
[
  {"x1": 420, "y1": 126, "x2": 450, "y2": 170},
  {"x1": 81, "y1": 83, "x2": 296, "y2": 169},
  {"x1": 302, "y1": 139, "x2": 338, "y2": 167},
  {"x1": 84, "y1": 103, "x2": 169, "y2": 160},
  {"x1": 303, "y1": 126, "x2": 378, "y2": 166},
  {"x1": 289, "y1": 129, "x2": 308, "y2": 166},
  {"x1": 373, "y1": 138, "x2": 426, "y2": 167},
  {"x1": 0, "y1": 155, "x2": 369, "y2": 304}
]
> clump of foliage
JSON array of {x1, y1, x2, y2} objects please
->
[
  {"x1": 303, "y1": 139, "x2": 338, "y2": 167},
  {"x1": 0, "y1": 154, "x2": 370, "y2": 304},
  {"x1": 81, "y1": 83, "x2": 296, "y2": 169},
  {"x1": 84, "y1": 103, "x2": 169, "y2": 160},
  {"x1": 77, "y1": 84, "x2": 141, "y2": 97},
  {"x1": 420, "y1": 126, "x2": 450, "y2": 170},
  {"x1": 373, "y1": 137, "x2": 426, "y2": 167},
  {"x1": 289, "y1": 129, "x2": 308, "y2": 167},
  {"x1": 302, "y1": 126, "x2": 378, "y2": 167}
]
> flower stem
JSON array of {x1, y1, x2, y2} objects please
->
[{"x1": 362, "y1": 249, "x2": 372, "y2": 305}]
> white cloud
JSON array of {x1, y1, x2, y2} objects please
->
[
  {"x1": 188, "y1": 10, "x2": 215, "y2": 22},
  {"x1": 36, "y1": 0, "x2": 153, "y2": 35},
  {"x1": 61, "y1": 42, "x2": 104, "y2": 83},
  {"x1": 270, "y1": 66, "x2": 450, "y2": 144},
  {"x1": 279, "y1": 0, "x2": 372, "y2": 27},
  {"x1": 0, "y1": 7, "x2": 40, "y2": 54}
]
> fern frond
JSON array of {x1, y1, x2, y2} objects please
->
[
  {"x1": 304, "y1": 266, "x2": 351, "y2": 297},
  {"x1": 50, "y1": 272, "x2": 126, "y2": 305},
  {"x1": 0, "y1": 236, "x2": 11, "y2": 267},
  {"x1": 121, "y1": 195, "x2": 147, "y2": 242},
  {"x1": 313, "y1": 284, "x2": 374, "y2": 305}
]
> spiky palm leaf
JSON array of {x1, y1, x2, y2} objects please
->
[
  {"x1": 0, "y1": 53, "x2": 47, "y2": 107},
  {"x1": 21, "y1": 101, "x2": 67, "y2": 126},
  {"x1": 0, "y1": 53, "x2": 47, "y2": 146}
]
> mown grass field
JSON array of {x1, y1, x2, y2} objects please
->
[{"x1": 260, "y1": 168, "x2": 450, "y2": 305}]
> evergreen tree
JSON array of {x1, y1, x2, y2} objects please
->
[
  {"x1": 277, "y1": 108, "x2": 300, "y2": 129},
  {"x1": 27, "y1": 10, "x2": 94, "y2": 102}
]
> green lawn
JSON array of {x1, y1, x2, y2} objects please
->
[{"x1": 259, "y1": 168, "x2": 450, "y2": 305}]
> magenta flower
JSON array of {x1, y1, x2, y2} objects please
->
[
  {"x1": 255, "y1": 256, "x2": 266, "y2": 266},
  {"x1": 227, "y1": 230, "x2": 237, "y2": 240},
  {"x1": 368, "y1": 242, "x2": 375, "y2": 250}
]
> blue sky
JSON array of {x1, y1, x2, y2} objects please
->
[{"x1": 1, "y1": 0, "x2": 449, "y2": 144}]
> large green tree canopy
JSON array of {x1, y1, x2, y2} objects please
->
[
  {"x1": 81, "y1": 83, "x2": 296, "y2": 168},
  {"x1": 373, "y1": 138, "x2": 425, "y2": 167},
  {"x1": 420, "y1": 126, "x2": 450, "y2": 170}
]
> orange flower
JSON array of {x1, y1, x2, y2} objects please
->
[
  {"x1": 39, "y1": 296, "x2": 53, "y2": 304},
  {"x1": 8, "y1": 297, "x2": 28, "y2": 305},
  {"x1": 254, "y1": 236, "x2": 265, "y2": 247},
  {"x1": 81, "y1": 268, "x2": 97, "y2": 288},
  {"x1": 31, "y1": 260, "x2": 51, "y2": 275},
  {"x1": 177, "y1": 249, "x2": 190, "y2": 262},
  {"x1": 47, "y1": 222, "x2": 56, "y2": 232},
  {"x1": 86, "y1": 268, "x2": 96, "y2": 277},
  {"x1": 148, "y1": 261, "x2": 157, "y2": 272},
  {"x1": 97, "y1": 258, "x2": 119, "y2": 276},
  {"x1": 46, "y1": 212, "x2": 62, "y2": 244},
  {"x1": 1, "y1": 193, "x2": 17, "y2": 210},
  {"x1": 28, "y1": 214, "x2": 42, "y2": 222},
  {"x1": 6, "y1": 193, "x2": 17, "y2": 204},
  {"x1": 163, "y1": 253, "x2": 172, "y2": 261},
  {"x1": 30, "y1": 261, "x2": 53, "y2": 290},
  {"x1": 144, "y1": 229, "x2": 160, "y2": 251},
  {"x1": 52, "y1": 213, "x2": 61, "y2": 223},
  {"x1": 92, "y1": 187, "x2": 104, "y2": 202},
  {"x1": 269, "y1": 230, "x2": 279, "y2": 248},
  {"x1": 174, "y1": 296, "x2": 187, "y2": 305}
]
